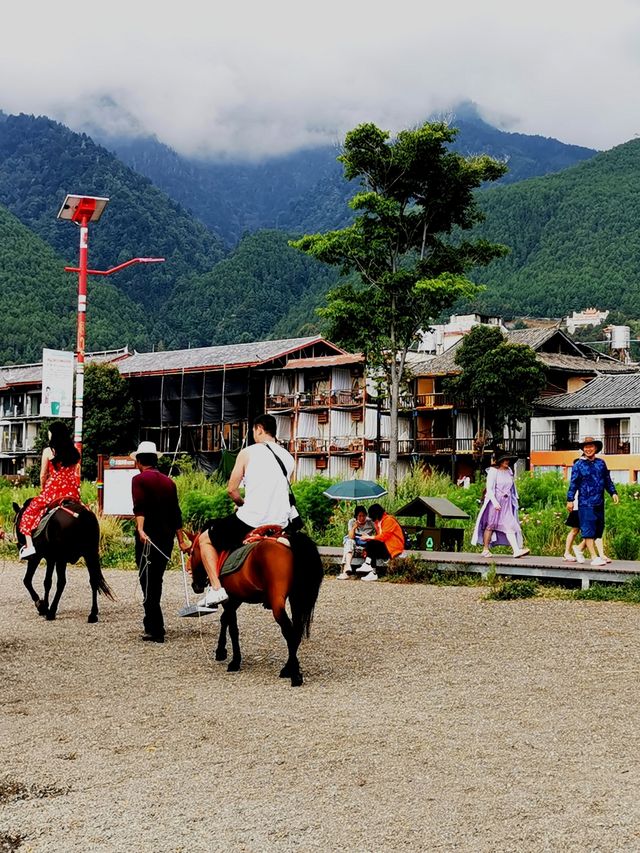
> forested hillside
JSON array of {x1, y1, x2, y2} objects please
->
[
  {"x1": 156, "y1": 230, "x2": 338, "y2": 348},
  {"x1": 0, "y1": 113, "x2": 225, "y2": 311},
  {"x1": 0, "y1": 203, "x2": 150, "y2": 362},
  {"x1": 468, "y1": 138, "x2": 640, "y2": 318},
  {"x1": 101, "y1": 104, "x2": 596, "y2": 245}
]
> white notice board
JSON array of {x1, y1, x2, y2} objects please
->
[{"x1": 100, "y1": 456, "x2": 138, "y2": 516}]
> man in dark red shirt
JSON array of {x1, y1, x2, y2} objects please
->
[{"x1": 131, "y1": 441, "x2": 191, "y2": 643}]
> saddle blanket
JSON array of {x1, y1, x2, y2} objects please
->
[
  {"x1": 219, "y1": 542, "x2": 257, "y2": 577},
  {"x1": 33, "y1": 501, "x2": 81, "y2": 541},
  {"x1": 218, "y1": 527, "x2": 291, "y2": 577}
]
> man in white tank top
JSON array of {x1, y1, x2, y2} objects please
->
[{"x1": 198, "y1": 414, "x2": 295, "y2": 606}]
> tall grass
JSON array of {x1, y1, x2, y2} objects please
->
[{"x1": 2, "y1": 467, "x2": 639, "y2": 565}]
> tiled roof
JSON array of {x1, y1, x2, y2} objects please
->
[
  {"x1": 408, "y1": 327, "x2": 632, "y2": 377},
  {"x1": 118, "y1": 336, "x2": 340, "y2": 376},
  {"x1": 535, "y1": 373, "x2": 640, "y2": 412},
  {"x1": 535, "y1": 351, "x2": 636, "y2": 374},
  {"x1": 0, "y1": 349, "x2": 129, "y2": 389}
]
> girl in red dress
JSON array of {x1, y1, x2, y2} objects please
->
[{"x1": 19, "y1": 422, "x2": 80, "y2": 559}]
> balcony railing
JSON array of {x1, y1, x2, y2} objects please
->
[
  {"x1": 329, "y1": 389, "x2": 363, "y2": 406},
  {"x1": 377, "y1": 439, "x2": 414, "y2": 455},
  {"x1": 289, "y1": 438, "x2": 328, "y2": 454},
  {"x1": 531, "y1": 433, "x2": 640, "y2": 455},
  {"x1": 379, "y1": 395, "x2": 415, "y2": 411},
  {"x1": 266, "y1": 394, "x2": 296, "y2": 409},
  {"x1": 415, "y1": 392, "x2": 454, "y2": 408},
  {"x1": 289, "y1": 437, "x2": 365, "y2": 454}
]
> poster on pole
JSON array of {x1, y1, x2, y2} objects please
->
[{"x1": 41, "y1": 349, "x2": 74, "y2": 417}]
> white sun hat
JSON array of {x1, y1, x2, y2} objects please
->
[{"x1": 131, "y1": 440, "x2": 163, "y2": 459}]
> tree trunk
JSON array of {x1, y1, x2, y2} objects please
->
[
  {"x1": 388, "y1": 300, "x2": 399, "y2": 499},
  {"x1": 388, "y1": 353, "x2": 399, "y2": 499}
]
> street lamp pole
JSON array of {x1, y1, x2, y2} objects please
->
[{"x1": 57, "y1": 194, "x2": 164, "y2": 460}]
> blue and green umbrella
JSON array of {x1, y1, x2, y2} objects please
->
[{"x1": 322, "y1": 480, "x2": 388, "y2": 501}]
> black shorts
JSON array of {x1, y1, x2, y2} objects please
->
[
  {"x1": 565, "y1": 510, "x2": 580, "y2": 528},
  {"x1": 206, "y1": 513, "x2": 253, "y2": 552}
]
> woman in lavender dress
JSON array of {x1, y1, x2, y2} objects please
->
[{"x1": 472, "y1": 452, "x2": 530, "y2": 558}]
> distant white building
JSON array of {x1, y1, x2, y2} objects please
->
[
  {"x1": 417, "y1": 313, "x2": 505, "y2": 354},
  {"x1": 565, "y1": 308, "x2": 609, "y2": 334}
]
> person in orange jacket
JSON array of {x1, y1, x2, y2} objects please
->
[{"x1": 357, "y1": 503, "x2": 405, "y2": 581}]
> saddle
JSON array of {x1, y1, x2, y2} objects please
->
[{"x1": 218, "y1": 525, "x2": 291, "y2": 577}]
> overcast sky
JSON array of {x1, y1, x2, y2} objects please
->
[{"x1": 1, "y1": 0, "x2": 639, "y2": 160}]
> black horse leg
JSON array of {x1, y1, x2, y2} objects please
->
[
  {"x1": 215, "y1": 607, "x2": 229, "y2": 661},
  {"x1": 225, "y1": 603, "x2": 242, "y2": 672},
  {"x1": 22, "y1": 558, "x2": 40, "y2": 607},
  {"x1": 46, "y1": 560, "x2": 67, "y2": 621},
  {"x1": 273, "y1": 602, "x2": 303, "y2": 687},
  {"x1": 85, "y1": 556, "x2": 101, "y2": 624},
  {"x1": 39, "y1": 558, "x2": 56, "y2": 617}
]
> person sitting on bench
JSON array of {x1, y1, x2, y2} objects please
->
[
  {"x1": 337, "y1": 505, "x2": 375, "y2": 580},
  {"x1": 357, "y1": 504, "x2": 405, "y2": 582}
]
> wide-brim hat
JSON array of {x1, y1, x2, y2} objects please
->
[
  {"x1": 494, "y1": 451, "x2": 518, "y2": 464},
  {"x1": 131, "y1": 440, "x2": 163, "y2": 460},
  {"x1": 578, "y1": 436, "x2": 603, "y2": 453}
]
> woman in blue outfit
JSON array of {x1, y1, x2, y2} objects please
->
[{"x1": 566, "y1": 436, "x2": 618, "y2": 567}]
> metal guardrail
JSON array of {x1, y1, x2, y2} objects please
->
[{"x1": 531, "y1": 433, "x2": 640, "y2": 454}]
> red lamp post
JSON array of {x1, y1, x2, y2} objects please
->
[{"x1": 57, "y1": 194, "x2": 164, "y2": 459}]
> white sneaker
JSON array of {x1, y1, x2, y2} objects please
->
[
  {"x1": 361, "y1": 570, "x2": 378, "y2": 581},
  {"x1": 573, "y1": 546, "x2": 586, "y2": 564},
  {"x1": 513, "y1": 548, "x2": 530, "y2": 558},
  {"x1": 336, "y1": 572, "x2": 350, "y2": 580},
  {"x1": 563, "y1": 552, "x2": 577, "y2": 562},
  {"x1": 590, "y1": 557, "x2": 607, "y2": 567},
  {"x1": 355, "y1": 562, "x2": 372, "y2": 574},
  {"x1": 480, "y1": 550, "x2": 492, "y2": 558},
  {"x1": 19, "y1": 545, "x2": 36, "y2": 560},
  {"x1": 199, "y1": 586, "x2": 229, "y2": 606}
]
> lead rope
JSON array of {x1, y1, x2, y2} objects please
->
[{"x1": 136, "y1": 536, "x2": 214, "y2": 657}]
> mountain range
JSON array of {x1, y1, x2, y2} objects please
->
[{"x1": 0, "y1": 105, "x2": 637, "y2": 362}]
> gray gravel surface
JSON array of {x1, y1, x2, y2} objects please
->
[{"x1": 2, "y1": 561, "x2": 640, "y2": 852}]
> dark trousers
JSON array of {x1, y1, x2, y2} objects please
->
[
  {"x1": 136, "y1": 537, "x2": 171, "y2": 638},
  {"x1": 364, "y1": 540, "x2": 391, "y2": 568}
]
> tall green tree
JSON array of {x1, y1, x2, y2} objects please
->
[
  {"x1": 447, "y1": 325, "x2": 547, "y2": 453},
  {"x1": 292, "y1": 121, "x2": 508, "y2": 495},
  {"x1": 82, "y1": 363, "x2": 137, "y2": 480}
]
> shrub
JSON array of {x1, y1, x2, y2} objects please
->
[
  {"x1": 180, "y1": 488, "x2": 235, "y2": 530},
  {"x1": 485, "y1": 578, "x2": 538, "y2": 600},
  {"x1": 611, "y1": 529, "x2": 640, "y2": 561},
  {"x1": 290, "y1": 476, "x2": 334, "y2": 531}
]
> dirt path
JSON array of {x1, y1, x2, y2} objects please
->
[{"x1": 2, "y1": 561, "x2": 640, "y2": 852}]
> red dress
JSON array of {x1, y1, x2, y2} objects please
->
[{"x1": 19, "y1": 459, "x2": 81, "y2": 535}]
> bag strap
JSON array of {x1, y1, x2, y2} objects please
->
[
  {"x1": 265, "y1": 443, "x2": 296, "y2": 504},
  {"x1": 265, "y1": 442, "x2": 288, "y2": 479}
]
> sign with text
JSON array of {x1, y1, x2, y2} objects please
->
[
  {"x1": 41, "y1": 349, "x2": 74, "y2": 417},
  {"x1": 98, "y1": 455, "x2": 137, "y2": 517}
]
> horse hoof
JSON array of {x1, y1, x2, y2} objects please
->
[
  {"x1": 87, "y1": 613, "x2": 98, "y2": 624},
  {"x1": 279, "y1": 665, "x2": 291, "y2": 678},
  {"x1": 291, "y1": 675, "x2": 304, "y2": 687},
  {"x1": 227, "y1": 661, "x2": 240, "y2": 672},
  {"x1": 36, "y1": 601, "x2": 47, "y2": 616},
  {"x1": 215, "y1": 649, "x2": 227, "y2": 661},
  {"x1": 45, "y1": 612, "x2": 56, "y2": 621}
]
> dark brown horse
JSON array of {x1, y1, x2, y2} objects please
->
[
  {"x1": 13, "y1": 499, "x2": 114, "y2": 623},
  {"x1": 190, "y1": 531, "x2": 323, "y2": 686}
]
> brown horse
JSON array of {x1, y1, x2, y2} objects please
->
[{"x1": 190, "y1": 531, "x2": 323, "y2": 686}]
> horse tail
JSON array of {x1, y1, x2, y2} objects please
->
[
  {"x1": 83, "y1": 511, "x2": 116, "y2": 601},
  {"x1": 289, "y1": 531, "x2": 323, "y2": 638}
]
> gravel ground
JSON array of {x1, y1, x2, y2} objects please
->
[{"x1": 2, "y1": 559, "x2": 640, "y2": 853}]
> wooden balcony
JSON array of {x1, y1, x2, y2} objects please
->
[{"x1": 415, "y1": 392, "x2": 454, "y2": 409}]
